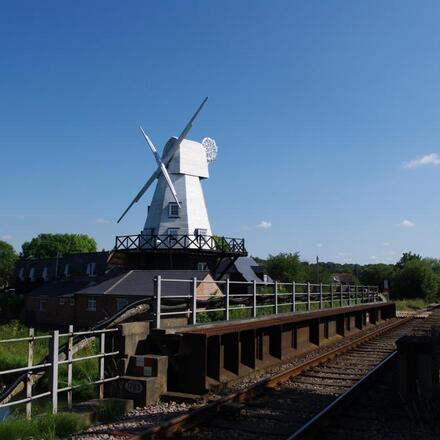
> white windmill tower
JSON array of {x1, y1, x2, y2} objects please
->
[{"x1": 117, "y1": 97, "x2": 218, "y2": 245}]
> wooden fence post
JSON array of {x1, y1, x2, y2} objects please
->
[
  {"x1": 292, "y1": 281, "x2": 296, "y2": 313},
  {"x1": 50, "y1": 330, "x2": 59, "y2": 414},
  {"x1": 99, "y1": 331, "x2": 105, "y2": 399},
  {"x1": 67, "y1": 325, "x2": 73, "y2": 410},
  {"x1": 192, "y1": 277, "x2": 197, "y2": 325},
  {"x1": 225, "y1": 279, "x2": 230, "y2": 321},
  {"x1": 26, "y1": 328, "x2": 34, "y2": 419}
]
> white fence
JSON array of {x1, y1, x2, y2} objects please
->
[
  {"x1": 154, "y1": 276, "x2": 380, "y2": 329},
  {"x1": 0, "y1": 327, "x2": 119, "y2": 418}
]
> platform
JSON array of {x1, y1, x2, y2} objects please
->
[{"x1": 146, "y1": 301, "x2": 396, "y2": 394}]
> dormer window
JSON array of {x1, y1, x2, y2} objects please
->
[
  {"x1": 18, "y1": 267, "x2": 24, "y2": 280},
  {"x1": 168, "y1": 202, "x2": 179, "y2": 218},
  {"x1": 42, "y1": 267, "x2": 48, "y2": 281},
  {"x1": 29, "y1": 267, "x2": 35, "y2": 281},
  {"x1": 64, "y1": 264, "x2": 70, "y2": 277},
  {"x1": 86, "y1": 262, "x2": 96, "y2": 277}
]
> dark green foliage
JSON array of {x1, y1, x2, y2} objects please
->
[
  {"x1": 0, "y1": 240, "x2": 18, "y2": 288},
  {"x1": 266, "y1": 253, "x2": 307, "y2": 282},
  {"x1": 359, "y1": 264, "x2": 395, "y2": 288},
  {"x1": 393, "y1": 259, "x2": 438, "y2": 300},
  {"x1": 396, "y1": 252, "x2": 422, "y2": 269},
  {"x1": 21, "y1": 233, "x2": 97, "y2": 259}
]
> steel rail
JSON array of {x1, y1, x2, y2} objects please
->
[
  {"x1": 129, "y1": 316, "x2": 413, "y2": 439},
  {"x1": 286, "y1": 351, "x2": 397, "y2": 440}
]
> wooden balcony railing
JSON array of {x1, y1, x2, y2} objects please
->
[{"x1": 114, "y1": 234, "x2": 247, "y2": 255}]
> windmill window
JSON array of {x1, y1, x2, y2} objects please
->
[
  {"x1": 168, "y1": 203, "x2": 179, "y2": 218},
  {"x1": 116, "y1": 297, "x2": 128, "y2": 312},
  {"x1": 64, "y1": 264, "x2": 70, "y2": 277},
  {"x1": 29, "y1": 268, "x2": 35, "y2": 281},
  {"x1": 195, "y1": 229, "x2": 207, "y2": 236},
  {"x1": 87, "y1": 296, "x2": 97, "y2": 312}
]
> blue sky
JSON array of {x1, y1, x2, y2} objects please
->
[{"x1": 1, "y1": 0, "x2": 440, "y2": 264}]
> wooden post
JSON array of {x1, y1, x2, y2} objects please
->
[
  {"x1": 26, "y1": 328, "x2": 34, "y2": 419},
  {"x1": 320, "y1": 283, "x2": 323, "y2": 309},
  {"x1": 307, "y1": 282, "x2": 311, "y2": 311},
  {"x1": 192, "y1": 277, "x2": 197, "y2": 325},
  {"x1": 99, "y1": 331, "x2": 105, "y2": 399},
  {"x1": 253, "y1": 280, "x2": 257, "y2": 318},
  {"x1": 155, "y1": 276, "x2": 161, "y2": 329},
  {"x1": 225, "y1": 278, "x2": 230, "y2": 321},
  {"x1": 50, "y1": 330, "x2": 59, "y2": 414},
  {"x1": 292, "y1": 281, "x2": 296, "y2": 313},
  {"x1": 67, "y1": 325, "x2": 73, "y2": 410}
]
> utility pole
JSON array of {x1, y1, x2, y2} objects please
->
[{"x1": 316, "y1": 256, "x2": 320, "y2": 284}]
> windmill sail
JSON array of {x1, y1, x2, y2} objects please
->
[{"x1": 116, "y1": 97, "x2": 208, "y2": 224}]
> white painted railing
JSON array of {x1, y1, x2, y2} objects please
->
[
  {"x1": 0, "y1": 327, "x2": 119, "y2": 418},
  {"x1": 154, "y1": 277, "x2": 380, "y2": 329}
]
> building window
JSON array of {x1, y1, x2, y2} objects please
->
[
  {"x1": 197, "y1": 262, "x2": 208, "y2": 271},
  {"x1": 195, "y1": 228, "x2": 207, "y2": 236},
  {"x1": 29, "y1": 268, "x2": 35, "y2": 281},
  {"x1": 18, "y1": 267, "x2": 24, "y2": 280},
  {"x1": 39, "y1": 298, "x2": 47, "y2": 312},
  {"x1": 64, "y1": 264, "x2": 70, "y2": 277},
  {"x1": 42, "y1": 267, "x2": 48, "y2": 281},
  {"x1": 59, "y1": 297, "x2": 65, "y2": 305},
  {"x1": 86, "y1": 262, "x2": 96, "y2": 277},
  {"x1": 69, "y1": 298, "x2": 75, "y2": 306},
  {"x1": 87, "y1": 296, "x2": 97, "y2": 312},
  {"x1": 116, "y1": 297, "x2": 128, "y2": 312},
  {"x1": 168, "y1": 202, "x2": 179, "y2": 218}
]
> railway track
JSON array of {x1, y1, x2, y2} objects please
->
[{"x1": 128, "y1": 312, "x2": 436, "y2": 440}]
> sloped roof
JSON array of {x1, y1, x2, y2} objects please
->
[
  {"x1": 217, "y1": 257, "x2": 273, "y2": 283},
  {"x1": 76, "y1": 270, "x2": 212, "y2": 297},
  {"x1": 29, "y1": 279, "x2": 92, "y2": 298}
]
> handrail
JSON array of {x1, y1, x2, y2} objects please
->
[{"x1": 114, "y1": 233, "x2": 247, "y2": 254}]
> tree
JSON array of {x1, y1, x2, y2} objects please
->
[
  {"x1": 396, "y1": 252, "x2": 422, "y2": 269},
  {"x1": 265, "y1": 253, "x2": 307, "y2": 282},
  {"x1": 21, "y1": 234, "x2": 97, "y2": 259},
  {"x1": 359, "y1": 264, "x2": 396, "y2": 290},
  {"x1": 0, "y1": 240, "x2": 18, "y2": 289},
  {"x1": 393, "y1": 259, "x2": 438, "y2": 301}
]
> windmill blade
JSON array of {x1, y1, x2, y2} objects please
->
[
  {"x1": 161, "y1": 97, "x2": 208, "y2": 166},
  {"x1": 116, "y1": 172, "x2": 157, "y2": 223},
  {"x1": 140, "y1": 127, "x2": 181, "y2": 208}
]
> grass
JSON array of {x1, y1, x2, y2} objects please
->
[
  {"x1": 394, "y1": 298, "x2": 429, "y2": 311},
  {"x1": 0, "y1": 321, "x2": 100, "y2": 409},
  {"x1": 0, "y1": 412, "x2": 89, "y2": 440}
]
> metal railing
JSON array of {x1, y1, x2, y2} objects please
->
[
  {"x1": 0, "y1": 327, "x2": 119, "y2": 418},
  {"x1": 154, "y1": 276, "x2": 380, "y2": 329},
  {"x1": 114, "y1": 234, "x2": 247, "y2": 255}
]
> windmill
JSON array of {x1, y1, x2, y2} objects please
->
[{"x1": 117, "y1": 97, "x2": 218, "y2": 243}]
